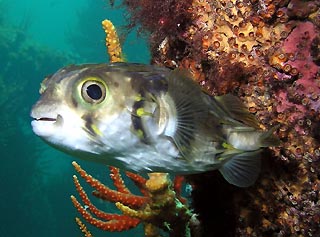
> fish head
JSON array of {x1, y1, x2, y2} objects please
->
[{"x1": 30, "y1": 64, "x2": 133, "y2": 159}]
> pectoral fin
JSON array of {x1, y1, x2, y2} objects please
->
[
  {"x1": 219, "y1": 150, "x2": 261, "y2": 187},
  {"x1": 166, "y1": 69, "x2": 217, "y2": 161}
]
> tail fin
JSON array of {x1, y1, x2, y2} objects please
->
[{"x1": 259, "y1": 125, "x2": 281, "y2": 148}]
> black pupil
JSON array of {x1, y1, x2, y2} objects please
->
[{"x1": 86, "y1": 84, "x2": 102, "y2": 100}]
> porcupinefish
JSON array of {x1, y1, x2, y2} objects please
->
[{"x1": 30, "y1": 62, "x2": 279, "y2": 187}]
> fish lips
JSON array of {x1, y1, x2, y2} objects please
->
[{"x1": 31, "y1": 114, "x2": 64, "y2": 137}]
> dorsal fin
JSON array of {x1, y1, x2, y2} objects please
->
[{"x1": 215, "y1": 94, "x2": 260, "y2": 129}]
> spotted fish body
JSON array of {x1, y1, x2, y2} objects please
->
[{"x1": 31, "y1": 62, "x2": 279, "y2": 187}]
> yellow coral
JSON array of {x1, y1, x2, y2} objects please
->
[
  {"x1": 102, "y1": 19, "x2": 123, "y2": 63},
  {"x1": 75, "y1": 217, "x2": 93, "y2": 237},
  {"x1": 146, "y1": 172, "x2": 169, "y2": 192},
  {"x1": 144, "y1": 223, "x2": 161, "y2": 237},
  {"x1": 115, "y1": 202, "x2": 156, "y2": 220}
]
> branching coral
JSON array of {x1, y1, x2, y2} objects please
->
[
  {"x1": 102, "y1": 19, "x2": 123, "y2": 63},
  {"x1": 71, "y1": 161, "x2": 195, "y2": 237},
  {"x1": 123, "y1": 0, "x2": 320, "y2": 236},
  {"x1": 71, "y1": 162, "x2": 143, "y2": 232}
]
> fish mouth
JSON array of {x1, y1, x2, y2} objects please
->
[
  {"x1": 31, "y1": 114, "x2": 63, "y2": 124},
  {"x1": 34, "y1": 117, "x2": 57, "y2": 122},
  {"x1": 31, "y1": 114, "x2": 64, "y2": 138}
]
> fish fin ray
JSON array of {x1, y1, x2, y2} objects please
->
[
  {"x1": 215, "y1": 94, "x2": 260, "y2": 128},
  {"x1": 219, "y1": 150, "x2": 261, "y2": 187},
  {"x1": 167, "y1": 69, "x2": 212, "y2": 160}
]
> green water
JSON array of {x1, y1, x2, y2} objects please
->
[{"x1": 1, "y1": 0, "x2": 149, "y2": 236}]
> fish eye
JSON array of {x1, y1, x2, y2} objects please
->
[{"x1": 81, "y1": 79, "x2": 107, "y2": 104}]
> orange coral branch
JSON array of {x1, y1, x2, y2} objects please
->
[
  {"x1": 71, "y1": 195, "x2": 140, "y2": 231},
  {"x1": 173, "y1": 175, "x2": 187, "y2": 204},
  {"x1": 72, "y1": 175, "x2": 129, "y2": 221},
  {"x1": 72, "y1": 166, "x2": 141, "y2": 232},
  {"x1": 109, "y1": 166, "x2": 131, "y2": 194},
  {"x1": 125, "y1": 171, "x2": 149, "y2": 196},
  {"x1": 72, "y1": 161, "x2": 148, "y2": 208}
]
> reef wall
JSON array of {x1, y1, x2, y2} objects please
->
[{"x1": 123, "y1": 0, "x2": 320, "y2": 236}]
